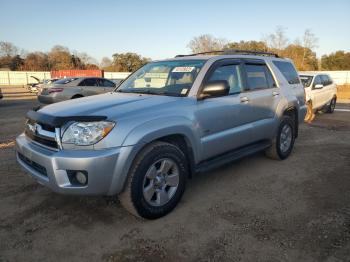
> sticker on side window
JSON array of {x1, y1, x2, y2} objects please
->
[{"x1": 172, "y1": 67, "x2": 195, "y2": 73}]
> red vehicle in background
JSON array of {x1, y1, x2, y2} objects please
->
[{"x1": 51, "y1": 70, "x2": 104, "y2": 78}]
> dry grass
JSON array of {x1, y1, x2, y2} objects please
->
[
  {"x1": 337, "y1": 85, "x2": 350, "y2": 100},
  {"x1": 0, "y1": 140, "x2": 15, "y2": 149}
]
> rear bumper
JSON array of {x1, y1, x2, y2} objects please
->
[
  {"x1": 15, "y1": 133, "x2": 138, "y2": 195},
  {"x1": 299, "y1": 105, "x2": 307, "y2": 123},
  {"x1": 38, "y1": 95, "x2": 56, "y2": 104}
]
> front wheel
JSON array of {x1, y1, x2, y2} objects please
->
[
  {"x1": 119, "y1": 141, "x2": 188, "y2": 219},
  {"x1": 265, "y1": 115, "x2": 295, "y2": 160},
  {"x1": 325, "y1": 97, "x2": 336, "y2": 113}
]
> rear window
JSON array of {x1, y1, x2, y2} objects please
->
[
  {"x1": 273, "y1": 61, "x2": 300, "y2": 84},
  {"x1": 54, "y1": 78, "x2": 78, "y2": 85}
]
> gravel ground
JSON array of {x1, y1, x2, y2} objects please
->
[{"x1": 0, "y1": 98, "x2": 349, "y2": 262}]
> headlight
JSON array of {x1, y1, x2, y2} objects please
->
[{"x1": 62, "y1": 121, "x2": 115, "y2": 146}]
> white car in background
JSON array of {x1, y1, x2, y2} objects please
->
[
  {"x1": 299, "y1": 73, "x2": 337, "y2": 122},
  {"x1": 27, "y1": 77, "x2": 59, "y2": 94}
]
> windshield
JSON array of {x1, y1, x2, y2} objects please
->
[
  {"x1": 117, "y1": 60, "x2": 205, "y2": 96},
  {"x1": 299, "y1": 75, "x2": 313, "y2": 87}
]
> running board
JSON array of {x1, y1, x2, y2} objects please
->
[{"x1": 195, "y1": 140, "x2": 271, "y2": 173}]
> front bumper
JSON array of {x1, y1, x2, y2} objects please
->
[{"x1": 15, "y1": 133, "x2": 137, "y2": 195}]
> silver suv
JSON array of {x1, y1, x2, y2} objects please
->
[{"x1": 16, "y1": 50, "x2": 307, "y2": 219}]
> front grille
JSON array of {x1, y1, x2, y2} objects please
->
[
  {"x1": 25, "y1": 120, "x2": 59, "y2": 150},
  {"x1": 40, "y1": 123, "x2": 55, "y2": 132},
  {"x1": 25, "y1": 130, "x2": 58, "y2": 149},
  {"x1": 18, "y1": 152, "x2": 47, "y2": 176}
]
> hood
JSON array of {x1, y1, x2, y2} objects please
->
[
  {"x1": 30, "y1": 76, "x2": 40, "y2": 83},
  {"x1": 39, "y1": 92, "x2": 187, "y2": 120}
]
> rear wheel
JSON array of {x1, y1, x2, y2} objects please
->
[
  {"x1": 119, "y1": 141, "x2": 187, "y2": 219},
  {"x1": 265, "y1": 115, "x2": 295, "y2": 160}
]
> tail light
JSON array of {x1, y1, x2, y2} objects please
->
[{"x1": 49, "y1": 88, "x2": 64, "y2": 94}]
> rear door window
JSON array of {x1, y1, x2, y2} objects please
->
[
  {"x1": 272, "y1": 61, "x2": 300, "y2": 84},
  {"x1": 244, "y1": 63, "x2": 276, "y2": 90},
  {"x1": 98, "y1": 79, "x2": 116, "y2": 87},
  {"x1": 81, "y1": 78, "x2": 98, "y2": 87}
]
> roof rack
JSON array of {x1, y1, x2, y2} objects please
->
[{"x1": 175, "y1": 49, "x2": 280, "y2": 58}]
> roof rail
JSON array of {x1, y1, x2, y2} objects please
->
[{"x1": 175, "y1": 49, "x2": 280, "y2": 58}]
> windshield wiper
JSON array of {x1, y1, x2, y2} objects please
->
[
  {"x1": 117, "y1": 89, "x2": 150, "y2": 94},
  {"x1": 117, "y1": 89, "x2": 184, "y2": 97},
  {"x1": 154, "y1": 91, "x2": 185, "y2": 97}
]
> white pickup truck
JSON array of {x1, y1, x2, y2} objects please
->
[{"x1": 299, "y1": 73, "x2": 337, "y2": 122}]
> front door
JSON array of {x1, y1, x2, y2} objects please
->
[
  {"x1": 312, "y1": 75, "x2": 324, "y2": 108},
  {"x1": 195, "y1": 59, "x2": 253, "y2": 161}
]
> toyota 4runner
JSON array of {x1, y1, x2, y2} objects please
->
[{"x1": 16, "y1": 50, "x2": 307, "y2": 219}]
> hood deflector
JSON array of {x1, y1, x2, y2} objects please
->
[{"x1": 26, "y1": 110, "x2": 107, "y2": 127}]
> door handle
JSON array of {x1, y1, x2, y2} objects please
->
[
  {"x1": 272, "y1": 91, "x2": 279, "y2": 96},
  {"x1": 240, "y1": 96, "x2": 249, "y2": 103}
]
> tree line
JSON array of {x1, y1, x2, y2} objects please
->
[
  {"x1": 0, "y1": 42, "x2": 150, "y2": 72},
  {"x1": 1, "y1": 27, "x2": 350, "y2": 72},
  {"x1": 187, "y1": 27, "x2": 350, "y2": 71}
]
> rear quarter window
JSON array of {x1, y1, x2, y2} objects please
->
[{"x1": 272, "y1": 61, "x2": 300, "y2": 85}]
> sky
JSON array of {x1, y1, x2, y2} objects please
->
[{"x1": 1, "y1": 0, "x2": 349, "y2": 62}]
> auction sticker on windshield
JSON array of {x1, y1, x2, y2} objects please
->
[
  {"x1": 172, "y1": 67, "x2": 195, "y2": 73},
  {"x1": 181, "y1": 88, "x2": 188, "y2": 95}
]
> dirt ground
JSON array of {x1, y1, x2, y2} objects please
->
[{"x1": 0, "y1": 98, "x2": 349, "y2": 262}]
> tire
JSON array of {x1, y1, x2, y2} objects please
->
[
  {"x1": 265, "y1": 115, "x2": 295, "y2": 160},
  {"x1": 119, "y1": 141, "x2": 188, "y2": 219},
  {"x1": 72, "y1": 95, "x2": 83, "y2": 99},
  {"x1": 304, "y1": 101, "x2": 315, "y2": 123},
  {"x1": 325, "y1": 97, "x2": 336, "y2": 113}
]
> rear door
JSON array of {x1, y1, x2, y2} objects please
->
[
  {"x1": 79, "y1": 78, "x2": 100, "y2": 96},
  {"x1": 312, "y1": 75, "x2": 324, "y2": 108},
  {"x1": 97, "y1": 78, "x2": 116, "y2": 93},
  {"x1": 239, "y1": 59, "x2": 281, "y2": 142}
]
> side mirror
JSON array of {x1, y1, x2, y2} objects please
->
[
  {"x1": 200, "y1": 80, "x2": 230, "y2": 99},
  {"x1": 314, "y1": 84, "x2": 323, "y2": 89}
]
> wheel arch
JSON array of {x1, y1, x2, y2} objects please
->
[
  {"x1": 283, "y1": 106, "x2": 298, "y2": 138},
  {"x1": 71, "y1": 94, "x2": 83, "y2": 99}
]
